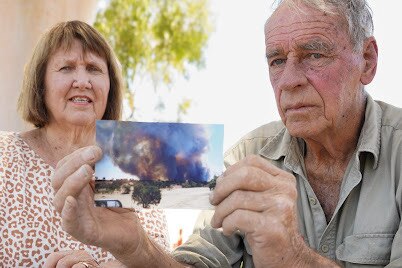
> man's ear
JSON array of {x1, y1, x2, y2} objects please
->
[{"x1": 360, "y1": 36, "x2": 378, "y2": 85}]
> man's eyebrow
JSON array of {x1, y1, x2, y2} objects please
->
[
  {"x1": 298, "y1": 40, "x2": 334, "y2": 53},
  {"x1": 266, "y1": 48, "x2": 284, "y2": 59}
]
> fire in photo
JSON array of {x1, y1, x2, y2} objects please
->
[{"x1": 94, "y1": 120, "x2": 224, "y2": 210}]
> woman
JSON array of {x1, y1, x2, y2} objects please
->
[{"x1": 0, "y1": 21, "x2": 169, "y2": 267}]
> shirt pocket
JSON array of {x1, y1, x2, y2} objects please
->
[{"x1": 336, "y1": 233, "x2": 394, "y2": 265}]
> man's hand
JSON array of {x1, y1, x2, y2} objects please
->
[
  {"x1": 209, "y1": 155, "x2": 338, "y2": 268},
  {"x1": 52, "y1": 146, "x2": 143, "y2": 257}
]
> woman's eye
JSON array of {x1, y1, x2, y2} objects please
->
[
  {"x1": 60, "y1": 66, "x2": 72, "y2": 71},
  {"x1": 88, "y1": 66, "x2": 101, "y2": 72}
]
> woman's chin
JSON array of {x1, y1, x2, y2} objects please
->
[{"x1": 64, "y1": 116, "x2": 97, "y2": 128}]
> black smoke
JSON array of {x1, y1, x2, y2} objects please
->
[{"x1": 97, "y1": 121, "x2": 211, "y2": 182}]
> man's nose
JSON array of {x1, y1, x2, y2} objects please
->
[
  {"x1": 72, "y1": 69, "x2": 92, "y2": 89},
  {"x1": 277, "y1": 59, "x2": 307, "y2": 91}
]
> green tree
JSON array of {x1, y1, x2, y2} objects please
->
[
  {"x1": 94, "y1": 0, "x2": 212, "y2": 119},
  {"x1": 208, "y1": 175, "x2": 218, "y2": 190},
  {"x1": 132, "y1": 183, "x2": 162, "y2": 208}
]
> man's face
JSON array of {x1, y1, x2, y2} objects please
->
[{"x1": 265, "y1": 3, "x2": 366, "y2": 139}]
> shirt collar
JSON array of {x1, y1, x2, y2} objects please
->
[
  {"x1": 259, "y1": 94, "x2": 382, "y2": 170},
  {"x1": 356, "y1": 94, "x2": 382, "y2": 169}
]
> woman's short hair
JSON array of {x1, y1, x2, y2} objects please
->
[{"x1": 18, "y1": 20, "x2": 124, "y2": 128}]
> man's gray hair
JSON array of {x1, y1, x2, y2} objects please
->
[{"x1": 273, "y1": 0, "x2": 373, "y2": 51}]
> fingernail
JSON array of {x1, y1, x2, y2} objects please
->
[{"x1": 82, "y1": 148, "x2": 95, "y2": 161}]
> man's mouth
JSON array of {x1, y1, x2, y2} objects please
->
[{"x1": 284, "y1": 104, "x2": 315, "y2": 113}]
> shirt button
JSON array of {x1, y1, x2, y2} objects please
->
[
  {"x1": 309, "y1": 197, "x2": 317, "y2": 205},
  {"x1": 321, "y1": 244, "x2": 329, "y2": 253}
]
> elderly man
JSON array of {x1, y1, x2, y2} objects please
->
[{"x1": 51, "y1": 0, "x2": 402, "y2": 267}]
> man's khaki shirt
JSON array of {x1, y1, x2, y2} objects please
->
[{"x1": 173, "y1": 96, "x2": 402, "y2": 268}]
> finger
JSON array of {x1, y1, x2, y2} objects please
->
[
  {"x1": 72, "y1": 261, "x2": 99, "y2": 268},
  {"x1": 55, "y1": 251, "x2": 97, "y2": 268},
  {"x1": 61, "y1": 196, "x2": 100, "y2": 246},
  {"x1": 61, "y1": 195, "x2": 78, "y2": 226},
  {"x1": 211, "y1": 190, "x2": 278, "y2": 228},
  {"x1": 72, "y1": 264, "x2": 87, "y2": 268},
  {"x1": 55, "y1": 145, "x2": 100, "y2": 170},
  {"x1": 60, "y1": 195, "x2": 84, "y2": 239},
  {"x1": 219, "y1": 196, "x2": 296, "y2": 236},
  {"x1": 211, "y1": 166, "x2": 285, "y2": 206},
  {"x1": 53, "y1": 164, "x2": 93, "y2": 213},
  {"x1": 219, "y1": 209, "x2": 281, "y2": 237},
  {"x1": 44, "y1": 251, "x2": 74, "y2": 268},
  {"x1": 53, "y1": 146, "x2": 102, "y2": 191},
  {"x1": 224, "y1": 155, "x2": 285, "y2": 178}
]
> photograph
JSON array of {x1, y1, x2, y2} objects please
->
[{"x1": 94, "y1": 120, "x2": 224, "y2": 210}]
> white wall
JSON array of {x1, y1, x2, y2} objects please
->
[{"x1": 0, "y1": 0, "x2": 97, "y2": 131}]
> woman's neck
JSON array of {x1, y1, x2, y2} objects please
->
[{"x1": 21, "y1": 124, "x2": 96, "y2": 168}]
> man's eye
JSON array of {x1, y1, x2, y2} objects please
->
[
  {"x1": 270, "y1": 58, "x2": 286, "y2": 66},
  {"x1": 309, "y1": 53, "x2": 323, "y2": 59}
]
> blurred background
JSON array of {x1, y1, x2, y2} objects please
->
[{"x1": 1, "y1": 0, "x2": 401, "y2": 250}]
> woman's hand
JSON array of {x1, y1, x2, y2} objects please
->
[
  {"x1": 52, "y1": 145, "x2": 194, "y2": 268},
  {"x1": 52, "y1": 146, "x2": 144, "y2": 256},
  {"x1": 43, "y1": 250, "x2": 100, "y2": 268}
]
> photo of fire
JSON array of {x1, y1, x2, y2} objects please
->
[{"x1": 94, "y1": 120, "x2": 224, "y2": 210}]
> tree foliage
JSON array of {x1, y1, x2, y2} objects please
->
[
  {"x1": 132, "y1": 183, "x2": 162, "y2": 208},
  {"x1": 208, "y1": 175, "x2": 218, "y2": 190},
  {"x1": 94, "y1": 0, "x2": 212, "y2": 118}
]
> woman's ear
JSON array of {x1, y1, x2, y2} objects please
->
[{"x1": 360, "y1": 36, "x2": 378, "y2": 85}]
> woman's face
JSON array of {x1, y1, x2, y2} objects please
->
[{"x1": 44, "y1": 39, "x2": 110, "y2": 128}]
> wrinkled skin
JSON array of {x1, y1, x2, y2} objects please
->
[
  {"x1": 52, "y1": 146, "x2": 144, "y2": 259},
  {"x1": 210, "y1": 1, "x2": 377, "y2": 267},
  {"x1": 44, "y1": 250, "x2": 100, "y2": 268},
  {"x1": 52, "y1": 146, "x2": 187, "y2": 268},
  {"x1": 45, "y1": 39, "x2": 110, "y2": 128},
  {"x1": 44, "y1": 250, "x2": 125, "y2": 268}
]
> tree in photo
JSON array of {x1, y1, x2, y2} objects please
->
[
  {"x1": 132, "y1": 183, "x2": 162, "y2": 208},
  {"x1": 94, "y1": 0, "x2": 213, "y2": 119},
  {"x1": 208, "y1": 175, "x2": 218, "y2": 190}
]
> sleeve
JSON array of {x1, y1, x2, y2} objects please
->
[
  {"x1": 384, "y1": 134, "x2": 402, "y2": 268},
  {"x1": 171, "y1": 211, "x2": 245, "y2": 268}
]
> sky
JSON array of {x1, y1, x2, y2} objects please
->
[{"x1": 133, "y1": 0, "x2": 402, "y2": 153}]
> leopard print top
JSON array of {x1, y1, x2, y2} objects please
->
[{"x1": 0, "y1": 132, "x2": 170, "y2": 267}]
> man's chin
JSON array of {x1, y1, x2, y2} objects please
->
[{"x1": 285, "y1": 121, "x2": 320, "y2": 139}]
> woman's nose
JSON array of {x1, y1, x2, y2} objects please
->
[{"x1": 72, "y1": 70, "x2": 92, "y2": 89}]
